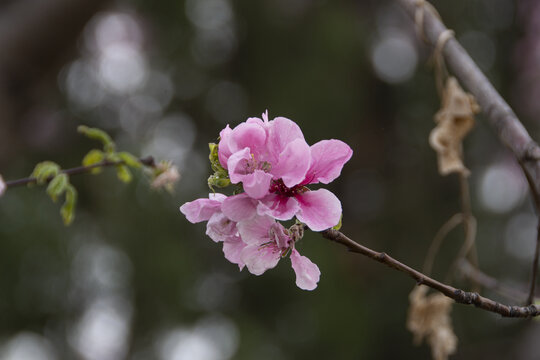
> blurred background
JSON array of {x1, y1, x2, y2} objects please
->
[{"x1": 0, "y1": 0, "x2": 539, "y2": 358}]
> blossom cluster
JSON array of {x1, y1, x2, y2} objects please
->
[{"x1": 180, "y1": 112, "x2": 352, "y2": 290}]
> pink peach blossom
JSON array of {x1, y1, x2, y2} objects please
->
[
  {"x1": 218, "y1": 112, "x2": 311, "y2": 199},
  {"x1": 180, "y1": 193, "x2": 246, "y2": 269},
  {"x1": 237, "y1": 215, "x2": 320, "y2": 290}
]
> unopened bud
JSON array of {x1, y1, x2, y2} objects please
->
[{"x1": 208, "y1": 174, "x2": 231, "y2": 190}]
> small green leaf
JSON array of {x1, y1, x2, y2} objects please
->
[
  {"x1": 60, "y1": 185, "x2": 77, "y2": 225},
  {"x1": 117, "y1": 152, "x2": 142, "y2": 169},
  {"x1": 82, "y1": 149, "x2": 105, "y2": 174},
  {"x1": 116, "y1": 165, "x2": 132, "y2": 183},
  {"x1": 332, "y1": 214, "x2": 343, "y2": 231},
  {"x1": 46, "y1": 174, "x2": 68, "y2": 202},
  {"x1": 106, "y1": 152, "x2": 121, "y2": 162},
  {"x1": 31, "y1": 161, "x2": 61, "y2": 185},
  {"x1": 208, "y1": 173, "x2": 230, "y2": 190},
  {"x1": 209, "y1": 142, "x2": 227, "y2": 174},
  {"x1": 78, "y1": 125, "x2": 115, "y2": 153}
]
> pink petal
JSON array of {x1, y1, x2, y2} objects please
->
[
  {"x1": 228, "y1": 122, "x2": 267, "y2": 155},
  {"x1": 180, "y1": 195, "x2": 224, "y2": 223},
  {"x1": 206, "y1": 212, "x2": 237, "y2": 242},
  {"x1": 257, "y1": 193, "x2": 300, "y2": 221},
  {"x1": 241, "y1": 244, "x2": 281, "y2": 275},
  {"x1": 303, "y1": 140, "x2": 353, "y2": 185},
  {"x1": 266, "y1": 117, "x2": 305, "y2": 163},
  {"x1": 222, "y1": 193, "x2": 258, "y2": 222},
  {"x1": 237, "y1": 215, "x2": 275, "y2": 245},
  {"x1": 227, "y1": 147, "x2": 252, "y2": 184},
  {"x1": 271, "y1": 138, "x2": 311, "y2": 187},
  {"x1": 222, "y1": 236, "x2": 247, "y2": 270},
  {"x1": 295, "y1": 189, "x2": 342, "y2": 231},
  {"x1": 261, "y1": 110, "x2": 269, "y2": 123},
  {"x1": 218, "y1": 125, "x2": 233, "y2": 169},
  {"x1": 209, "y1": 193, "x2": 227, "y2": 202},
  {"x1": 242, "y1": 170, "x2": 273, "y2": 199},
  {"x1": 290, "y1": 249, "x2": 320, "y2": 290},
  {"x1": 246, "y1": 116, "x2": 265, "y2": 127},
  {"x1": 268, "y1": 222, "x2": 291, "y2": 249}
]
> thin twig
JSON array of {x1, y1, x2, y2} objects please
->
[
  {"x1": 529, "y1": 220, "x2": 540, "y2": 305},
  {"x1": 4, "y1": 156, "x2": 156, "y2": 188},
  {"x1": 423, "y1": 213, "x2": 463, "y2": 276},
  {"x1": 446, "y1": 174, "x2": 478, "y2": 285},
  {"x1": 519, "y1": 161, "x2": 540, "y2": 305},
  {"x1": 321, "y1": 229, "x2": 540, "y2": 318},
  {"x1": 458, "y1": 259, "x2": 533, "y2": 303},
  {"x1": 397, "y1": 0, "x2": 540, "y2": 306},
  {"x1": 396, "y1": 0, "x2": 540, "y2": 171}
]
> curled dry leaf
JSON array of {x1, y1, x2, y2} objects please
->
[
  {"x1": 407, "y1": 286, "x2": 458, "y2": 360},
  {"x1": 0, "y1": 174, "x2": 5, "y2": 197},
  {"x1": 429, "y1": 77, "x2": 480, "y2": 176}
]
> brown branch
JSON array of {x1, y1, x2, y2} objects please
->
[
  {"x1": 4, "y1": 156, "x2": 155, "y2": 188},
  {"x1": 529, "y1": 220, "x2": 540, "y2": 305},
  {"x1": 396, "y1": 0, "x2": 540, "y2": 170},
  {"x1": 321, "y1": 229, "x2": 540, "y2": 318},
  {"x1": 396, "y1": 0, "x2": 540, "y2": 307},
  {"x1": 519, "y1": 161, "x2": 540, "y2": 305}
]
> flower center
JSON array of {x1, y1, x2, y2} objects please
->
[
  {"x1": 269, "y1": 179, "x2": 308, "y2": 197},
  {"x1": 244, "y1": 155, "x2": 272, "y2": 174}
]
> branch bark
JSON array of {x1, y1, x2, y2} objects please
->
[
  {"x1": 396, "y1": 0, "x2": 540, "y2": 306},
  {"x1": 396, "y1": 0, "x2": 540, "y2": 174},
  {"x1": 321, "y1": 229, "x2": 540, "y2": 318}
]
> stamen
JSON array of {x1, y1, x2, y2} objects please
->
[
  {"x1": 280, "y1": 247, "x2": 291, "y2": 258},
  {"x1": 269, "y1": 179, "x2": 309, "y2": 197}
]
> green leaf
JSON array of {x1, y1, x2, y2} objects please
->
[
  {"x1": 46, "y1": 174, "x2": 68, "y2": 202},
  {"x1": 31, "y1": 161, "x2": 61, "y2": 185},
  {"x1": 106, "y1": 152, "x2": 121, "y2": 162},
  {"x1": 332, "y1": 214, "x2": 343, "y2": 231},
  {"x1": 209, "y1": 142, "x2": 227, "y2": 174},
  {"x1": 60, "y1": 185, "x2": 77, "y2": 225},
  {"x1": 82, "y1": 149, "x2": 105, "y2": 174},
  {"x1": 116, "y1": 165, "x2": 132, "y2": 183},
  {"x1": 78, "y1": 125, "x2": 115, "y2": 153},
  {"x1": 208, "y1": 173, "x2": 230, "y2": 190},
  {"x1": 117, "y1": 152, "x2": 142, "y2": 169}
]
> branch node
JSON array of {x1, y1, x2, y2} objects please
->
[
  {"x1": 453, "y1": 289, "x2": 480, "y2": 305},
  {"x1": 522, "y1": 142, "x2": 540, "y2": 162},
  {"x1": 378, "y1": 252, "x2": 388, "y2": 261}
]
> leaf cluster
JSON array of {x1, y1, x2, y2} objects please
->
[
  {"x1": 30, "y1": 162, "x2": 77, "y2": 225},
  {"x1": 207, "y1": 142, "x2": 231, "y2": 191},
  {"x1": 78, "y1": 126, "x2": 142, "y2": 183}
]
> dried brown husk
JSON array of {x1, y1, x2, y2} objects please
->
[
  {"x1": 407, "y1": 286, "x2": 458, "y2": 360},
  {"x1": 429, "y1": 77, "x2": 479, "y2": 176}
]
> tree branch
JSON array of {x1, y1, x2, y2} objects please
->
[
  {"x1": 396, "y1": 0, "x2": 540, "y2": 307},
  {"x1": 5, "y1": 156, "x2": 155, "y2": 188},
  {"x1": 321, "y1": 229, "x2": 540, "y2": 318},
  {"x1": 396, "y1": 0, "x2": 540, "y2": 172}
]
